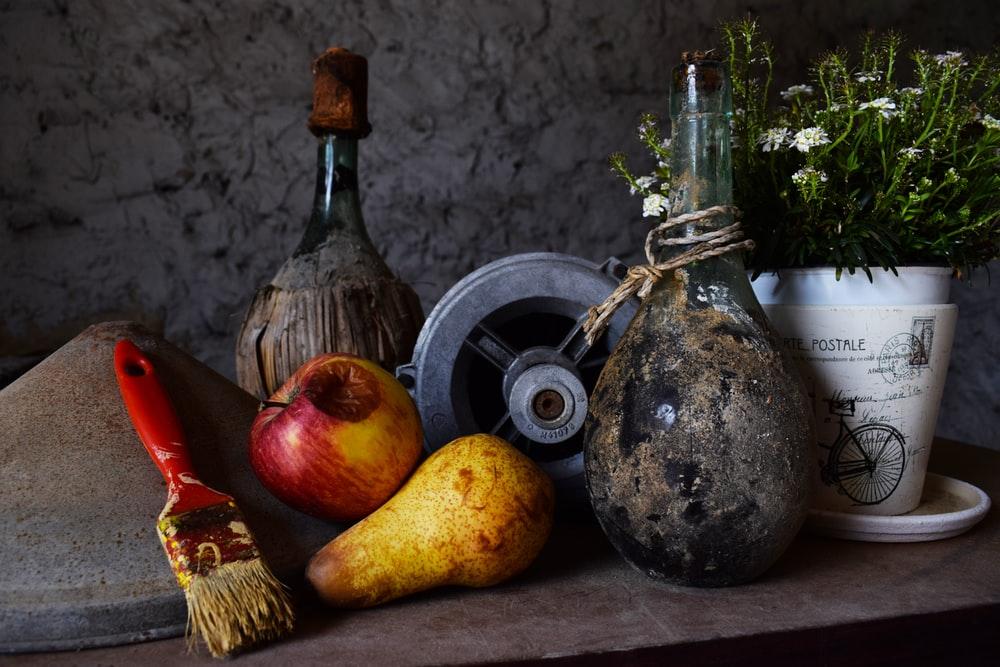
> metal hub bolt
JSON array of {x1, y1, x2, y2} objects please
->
[
  {"x1": 532, "y1": 390, "x2": 565, "y2": 421},
  {"x1": 508, "y1": 364, "x2": 587, "y2": 444}
]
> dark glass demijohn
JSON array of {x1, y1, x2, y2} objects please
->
[{"x1": 584, "y1": 57, "x2": 814, "y2": 586}]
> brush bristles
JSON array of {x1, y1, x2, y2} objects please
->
[
  {"x1": 157, "y1": 501, "x2": 294, "y2": 657},
  {"x1": 186, "y1": 558, "x2": 294, "y2": 658}
]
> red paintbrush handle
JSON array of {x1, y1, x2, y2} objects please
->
[{"x1": 114, "y1": 339, "x2": 230, "y2": 512}]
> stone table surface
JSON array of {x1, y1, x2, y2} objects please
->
[{"x1": 7, "y1": 438, "x2": 999, "y2": 666}]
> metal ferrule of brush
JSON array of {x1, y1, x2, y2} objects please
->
[{"x1": 157, "y1": 501, "x2": 261, "y2": 590}]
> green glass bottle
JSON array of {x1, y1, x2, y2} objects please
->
[
  {"x1": 236, "y1": 48, "x2": 424, "y2": 398},
  {"x1": 584, "y1": 57, "x2": 813, "y2": 586}
]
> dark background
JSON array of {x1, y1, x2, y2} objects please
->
[{"x1": 1, "y1": 0, "x2": 997, "y2": 448}]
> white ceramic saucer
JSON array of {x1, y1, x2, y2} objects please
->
[{"x1": 805, "y1": 472, "x2": 992, "y2": 542}]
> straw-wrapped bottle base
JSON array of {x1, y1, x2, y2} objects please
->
[{"x1": 236, "y1": 277, "x2": 424, "y2": 398}]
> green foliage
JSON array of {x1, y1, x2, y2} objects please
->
[{"x1": 613, "y1": 19, "x2": 1000, "y2": 278}]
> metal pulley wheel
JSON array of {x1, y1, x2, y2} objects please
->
[{"x1": 396, "y1": 253, "x2": 638, "y2": 502}]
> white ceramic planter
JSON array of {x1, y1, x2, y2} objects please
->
[{"x1": 751, "y1": 267, "x2": 957, "y2": 516}]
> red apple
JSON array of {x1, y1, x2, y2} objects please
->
[{"x1": 249, "y1": 353, "x2": 423, "y2": 521}]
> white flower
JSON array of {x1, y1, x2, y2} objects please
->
[
  {"x1": 638, "y1": 117, "x2": 657, "y2": 141},
  {"x1": 944, "y1": 167, "x2": 960, "y2": 184},
  {"x1": 734, "y1": 108, "x2": 745, "y2": 117},
  {"x1": 780, "y1": 84, "x2": 814, "y2": 101},
  {"x1": 854, "y1": 70, "x2": 882, "y2": 83},
  {"x1": 791, "y1": 166, "x2": 829, "y2": 185},
  {"x1": 900, "y1": 87, "x2": 924, "y2": 96},
  {"x1": 790, "y1": 126, "x2": 831, "y2": 153},
  {"x1": 642, "y1": 193, "x2": 669, "y2": 218},
  {"x1": 757, "y1": 127, "x2": 791, "y2": 152},
  {"x1": 934, "y1": 51, "x2": 967, "y2": 67},
  {"x1": 859, "y1": 97, "x2": 899, "y2": 119},
  {"x1": 656, "y1": 137, "x2": 671, "y2": 169},
  {"x1": 981, "y1": 114, "x2": 1000, "y2": 131},
  {"x1": 898, "y1": 147, "x2": 924, "y2": 159},
  {"x1": 630, "y1": 175, "x2": 657, "y2": 195}
]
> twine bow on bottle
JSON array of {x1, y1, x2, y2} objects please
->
[{"x1": 582, "y1": 205, "x2": 754, "y2": 345}]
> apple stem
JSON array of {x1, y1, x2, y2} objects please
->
[{"x1": 261, "y1": 400, "x2": 290, "y2": 409}]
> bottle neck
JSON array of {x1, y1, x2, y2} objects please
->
[
  {"x1": 294, "y1": 134, "x2": 370, "y2": 256},
  {"x1": 660, "y1": 61, "x2": 743, "y2": 279}
]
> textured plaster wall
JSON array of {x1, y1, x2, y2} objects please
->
[{"x1": 1, "y1": 0, "x2": 997, "y2": 447}]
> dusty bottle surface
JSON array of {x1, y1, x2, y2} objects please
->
[{"x1": 584, "y1": 58, "x2": 813, "y2": 586}]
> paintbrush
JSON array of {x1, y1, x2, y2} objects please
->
[{"x1": 113, "y1": 339, "x2": 293, "y2": 657}]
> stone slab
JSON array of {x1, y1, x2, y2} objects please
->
[{"x1": 0, "y1": 322, "x2": 338, "y2": 652}]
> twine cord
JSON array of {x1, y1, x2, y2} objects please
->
[{"x1": 582, "y1": 205, "x2": 754, "y2": 345}]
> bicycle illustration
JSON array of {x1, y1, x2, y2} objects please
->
[{"x1": 819, "y1": 396, "x2": 906, "y2": 505}]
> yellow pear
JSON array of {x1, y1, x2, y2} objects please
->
[{"x1": 306, "y1": 433, "x2": 555, "y2": 607}]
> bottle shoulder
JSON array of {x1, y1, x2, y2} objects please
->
[{"x1": 272, "y1": 232, "x2": 394, "y2": 289}]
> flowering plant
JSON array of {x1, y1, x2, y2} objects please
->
[{"x1": 612, "y1": 20, "x2": 1000, "y2": 279}]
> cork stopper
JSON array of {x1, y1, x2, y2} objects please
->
[
  {"x1": 672, "y1": 51, "x2": 726, "y2": 103},
  {"x1": 680, "y1": 49, "x2": 715, "y2": 64},
  {"x1": 307, "y1": 48, "x2": 372, "y2": 138}
]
